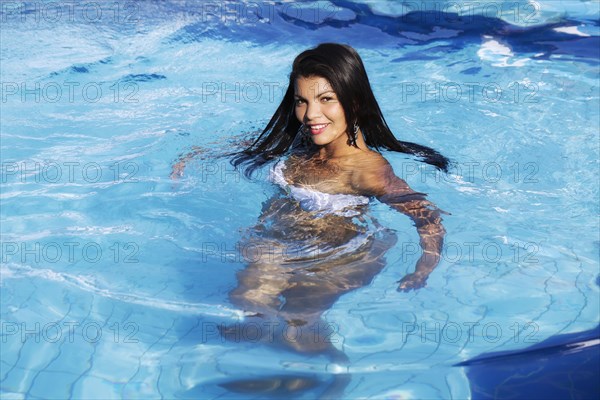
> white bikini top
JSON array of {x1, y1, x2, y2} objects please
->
[{"x1": 269, "y1": 160, "x2": 370, "y2": 217}]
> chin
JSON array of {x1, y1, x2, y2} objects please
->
[
  {"x1": 310, "y1": 133, "x2": 335, "y2": 146},
  {"x1": 311, "y1": 138, "x2": 330, "y2": 146}
]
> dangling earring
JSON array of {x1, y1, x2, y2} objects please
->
[
  {"x1": 348, "y1": 122, "x2": 359, "y2": 146},
  {"x1": 297, "y1": 124, "x2": 310, "y2": 148}
]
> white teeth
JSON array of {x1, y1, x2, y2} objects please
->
[{"x1": 310, "y1": 124, "x2": 327, "y2": 129}]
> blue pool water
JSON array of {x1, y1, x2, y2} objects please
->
[{"x1": 1, "y1": 0, "x2": 599, "y2": 398}]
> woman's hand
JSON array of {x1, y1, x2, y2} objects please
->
[
  {"x1": 397, "y1": 272, "x2": 427, "y2": 292},
  {"x1": 170, "y1": 160, "x2": 186, "y2": 179},
  {"x1": 169, "y1": 146, "x2": 205, "y2": 180}
]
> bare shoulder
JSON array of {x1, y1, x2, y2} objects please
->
[{"x1": 351, "y1": 151, "x2": 410, "y2": 196}]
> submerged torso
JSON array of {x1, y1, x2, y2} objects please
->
[
  {"x1": 281, "y1": 151, "x2": 384, "y2": 195},
  {"x1": 270, "y1": 157, "x2": 369, "y2": 218},
  {"x1": 241, "y1": 151, "x2": 392, "y2": 258}
]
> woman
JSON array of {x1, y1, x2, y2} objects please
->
[
  {"x1": 230, "y1": 42, "x2": 448, "y2": 315},
  {"x1": 174, "y1": 43, "x2": 449, "y2": 396}
]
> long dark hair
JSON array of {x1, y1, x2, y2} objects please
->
[{"x1": 231, "y1": 43, "x2": 449, "y2": 177}]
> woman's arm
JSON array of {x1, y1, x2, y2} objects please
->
[
  {"x1": 378, "y1": 191, "x2": 445, "y2": 291},
  {"x1": 170, "y1": 132, "x2": 256, "y2": 179},
  {"x1": 170, "y1": 146, "x2": 206, "y2": 179},
  {"x1": 356, "y1": 158, "x2": 446, "y2": 292}
]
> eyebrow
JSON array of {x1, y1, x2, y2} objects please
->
[{"x1": 294, "y1": 90, "x2": 336, "y2": 100}]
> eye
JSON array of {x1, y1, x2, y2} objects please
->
[
  {"x1": 294, "y1": 98, "x2": 305, "y2": 106},
  {"x1": 321, "y1": 96, "x2": 335, "y2": 102}
]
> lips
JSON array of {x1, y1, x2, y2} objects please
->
[{"x1": 307, "y1": 123, "x2": 329, "y2": 135}]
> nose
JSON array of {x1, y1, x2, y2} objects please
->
[{"x1": 304, "y1": 100, "x2": 322, "y2": 122}]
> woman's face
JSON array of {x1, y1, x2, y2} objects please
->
[{"x1": 294, "y1": 76, "x2": 349, "y2": 148}]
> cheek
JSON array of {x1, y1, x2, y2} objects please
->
[{"x1": 330, "y1": 106, "x2": 347, "y2": 128}]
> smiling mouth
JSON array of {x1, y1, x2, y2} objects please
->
[{"x1": 307, "y1": 123, "x2": 329, "y2": 135}]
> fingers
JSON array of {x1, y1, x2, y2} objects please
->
[
  {"x1": 170, "y1": 162, "x2": 185, "y2": 180},
  {"x1": 396, "y1": 275, "x2": 427, "y2": 292}
]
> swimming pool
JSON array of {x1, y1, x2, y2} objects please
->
[{"x1": 1, "y1": 0, "x2": 598, "y2": 398}]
